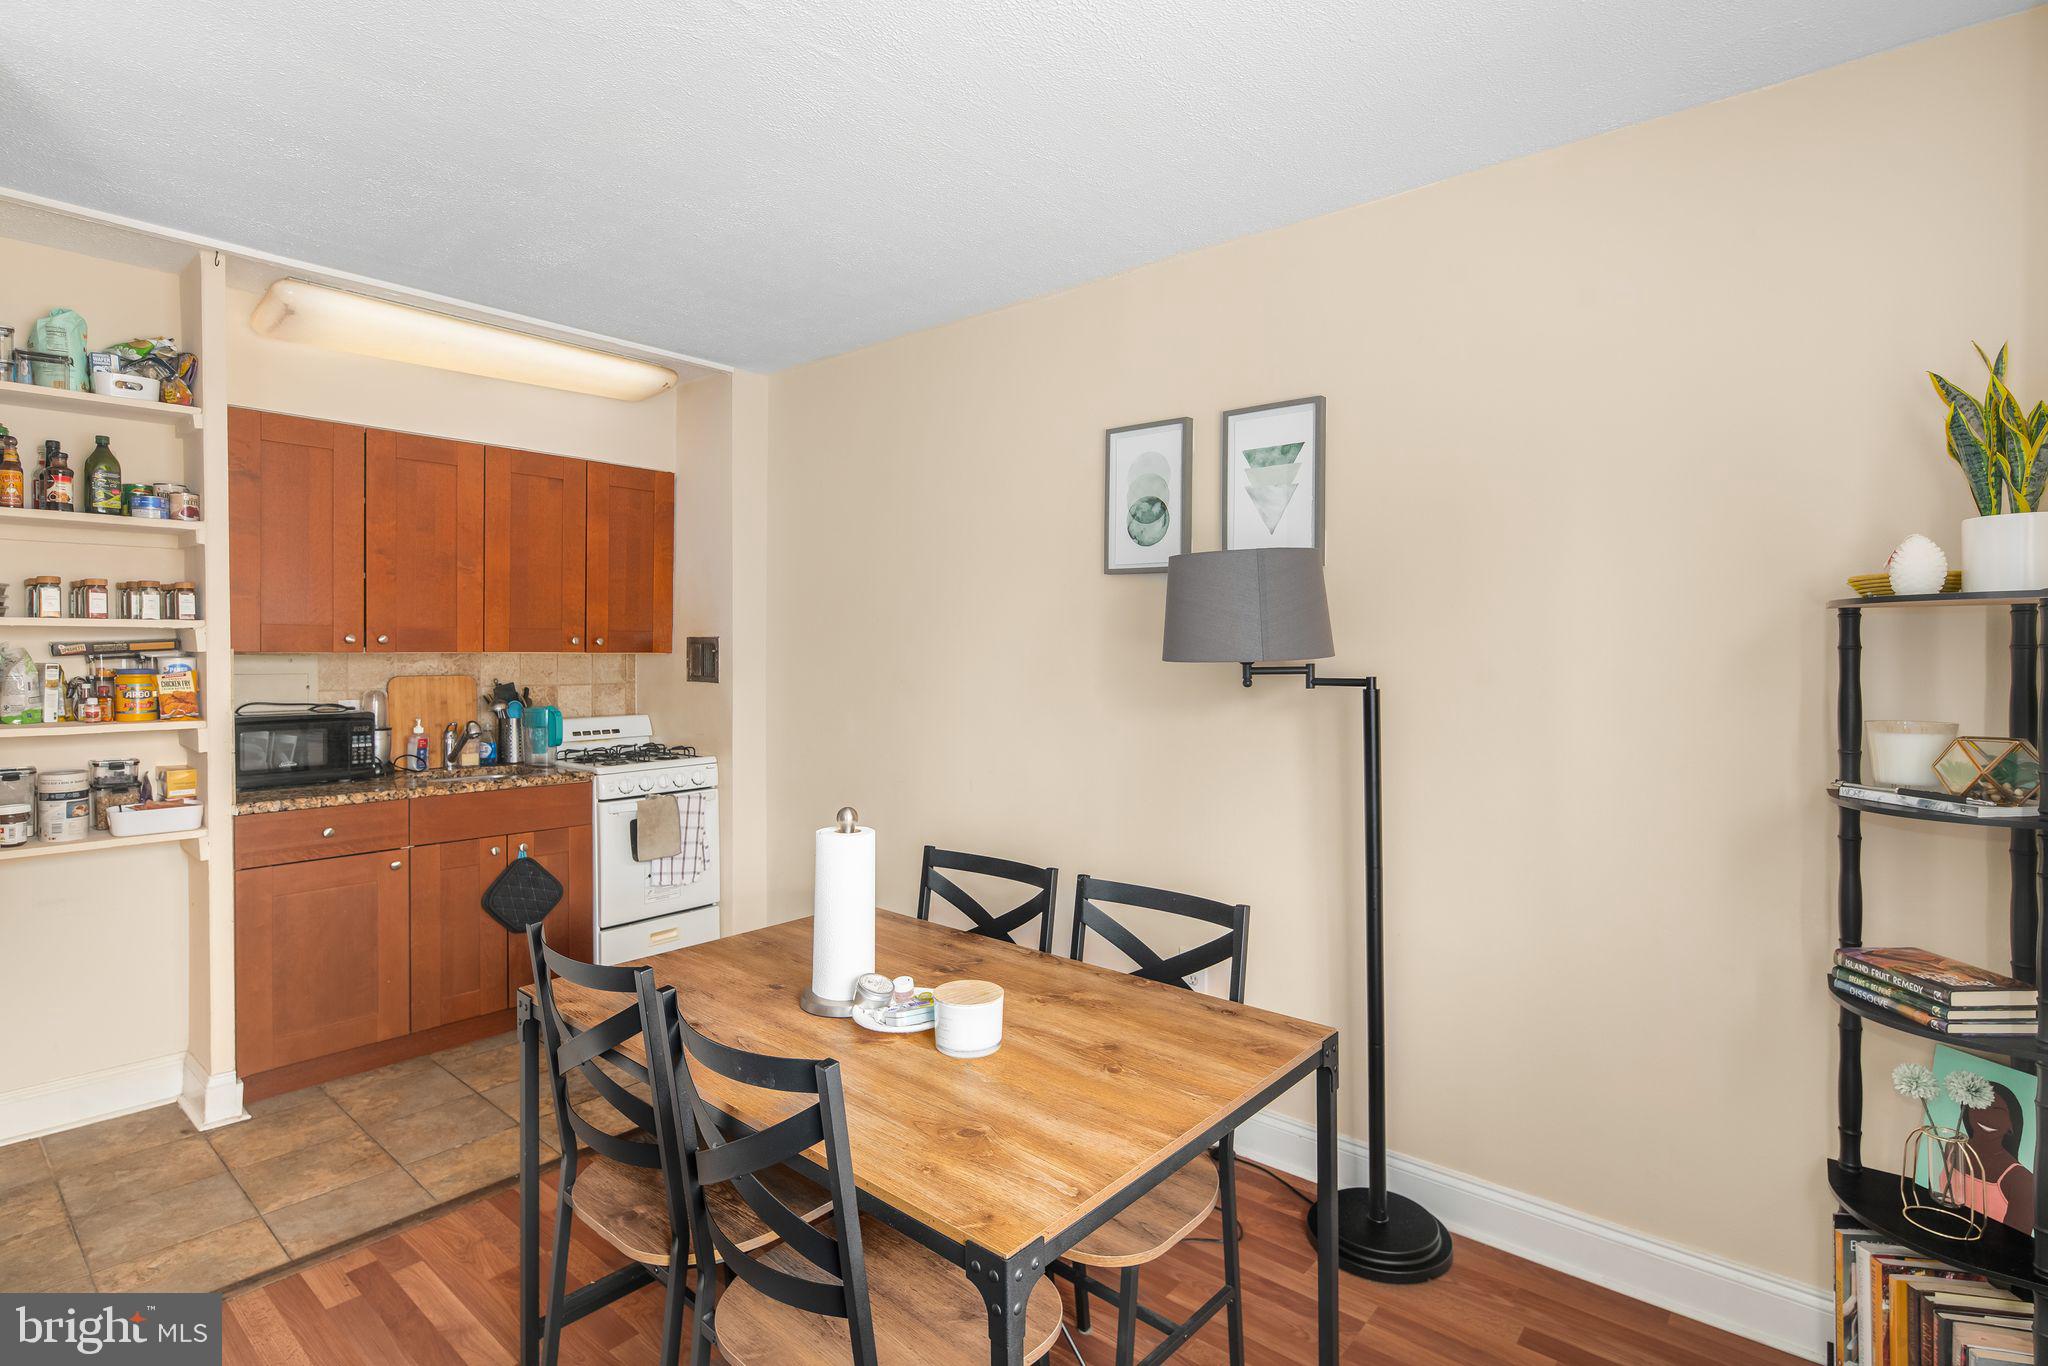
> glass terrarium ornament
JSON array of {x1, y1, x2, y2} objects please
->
[{"x1": 1932, "y1": 736, "x2": 2042, "y2": 805}]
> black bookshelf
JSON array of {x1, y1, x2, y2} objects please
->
[{"x1": 1833, "y1": 596, "x2": 2046, "y2": 1358}]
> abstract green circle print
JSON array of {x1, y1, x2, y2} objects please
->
[{"x1": 1104, "y1": 417, "x2": 1192, "y2": 573}]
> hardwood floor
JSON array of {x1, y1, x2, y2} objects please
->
[{"x1": 223, "y1": 1159, "x2": 1805, "y2": 1365}]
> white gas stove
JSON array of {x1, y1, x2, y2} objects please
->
[{"x1": 557, "y1": 715, "x2": 720, "y2": 964}]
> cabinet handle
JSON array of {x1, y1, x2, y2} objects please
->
[
  {"x1": 390, "y1": 860, "x2": 403, "y2": 869},
  {"x1": 594, "y1": 637, "x2": 604, "y2": 647},
  {"x1": 570, "y1": 636, "x2": 580, "y2": 646},
  {"x1": 650, "y1": 928, "x2": 681, "y2": 945},
  {"x1": 490, "y1": 846, "x2": 501, "y2": 856},
  {"x1": 517, "y1": 843, "x2": 529, "y2": 857},
  {"x1": 321, "y1": 827, "x2": 335, "y2": 838},
  {"x1": 376, "y1": 634, "x2": 389, "y2": 644},
  {"x1": 342, "y1": 634, "x2": 357, "y2": 644}
]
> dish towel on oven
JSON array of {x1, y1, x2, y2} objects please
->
[{"x1": 636, "y1": 792, "x2": 709, "y2": 887}]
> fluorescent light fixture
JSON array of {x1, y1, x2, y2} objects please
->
[{"x1": 248, "y1": 278, "x2": 677, "y2": 402}]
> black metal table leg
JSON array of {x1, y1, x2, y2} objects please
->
[
  {"x1": 1316, "y1": 1043, "x2": 1338, "y2": 1364},
  {"x1": 518, "y1": 998, "x2": 541, "y2": 1366},
  {"x1": 967, "y1": 1238, "x2": 1046, "y2": 1364}
]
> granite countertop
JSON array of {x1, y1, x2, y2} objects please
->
[{"x1": 234, "y1": 765, "x2": 590, "y2": 815}]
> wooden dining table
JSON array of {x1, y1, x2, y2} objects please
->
[{"x1": 516, "y1": 911, "x2": 1342, "y2": 1364}]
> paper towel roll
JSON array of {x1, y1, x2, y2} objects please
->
[{"x1": 812, "y1": 823, "x2": 877, "y2": 1005}]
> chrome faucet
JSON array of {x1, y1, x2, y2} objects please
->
[{"x1": 442, "y1": 721, "x2": 481, "y2": 770}]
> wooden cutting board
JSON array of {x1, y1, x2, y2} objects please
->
[{"x1": 385, "y1": 674, "x2": 480, "y2": 768}]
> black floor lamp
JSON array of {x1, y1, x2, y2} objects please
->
[{"x1": 1163, "y1": 546, "x2": 1452, "y2": 1283}]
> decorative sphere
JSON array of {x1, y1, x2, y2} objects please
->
[{"x1": 1887, "y1": 534, "x2": 1949, "y2": 596}]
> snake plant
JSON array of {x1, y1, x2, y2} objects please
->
[{"x1": 1931, "y1": 343, "x2": 2048, "y2": 515}]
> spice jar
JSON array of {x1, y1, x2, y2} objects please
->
[
  {"x1": 24, "y1": 576, "x2": 61, "y2": 618},
  {"x1": 87, "y1": 757, "x2": 142, "y2": 831},
  {"x1": 167, "y1": 581, "x2": 200, "y2": 621},
  {"x1": 120, "y1": 581, "x2": 164, "y2": 621},
  {"x1": 68, "y1": 578, "x2": 109, "y2": 620}
]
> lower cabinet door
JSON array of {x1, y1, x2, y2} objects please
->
[
  {"x1": 508, "y1": 824, "x2": 594, "y2": 990},
  {"x1": 236, "y1": 850, "x2": 410, "y2": 1075},
  {"x1": 411, "y1": 837, "x2": 511, "y2": 1030}
]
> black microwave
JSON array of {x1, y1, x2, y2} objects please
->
[{"x1": 235, "y1": 707, "x2": 378, "y2": 791}]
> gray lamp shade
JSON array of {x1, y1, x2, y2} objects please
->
[{"x1": 1162, "y1": 548, "x2": 1334, "y2": 663}]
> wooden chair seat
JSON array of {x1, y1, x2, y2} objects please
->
[
  {"x1": 1065, "y1": 1154, "x2": 1218, "y2": 1268},
  {"x1": 714, "y1": 1214, "x2": 1063, "y2": 1364},
  {"x1": 572, "y1": 1154, "x2": 826, "y2": 1267}
]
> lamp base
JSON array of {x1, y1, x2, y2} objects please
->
[
  {"x1": 799, "y1": 989, "x2": 855, "y2": 1018},
  {"x1": 1305, "y1": 1187, "x2": 1453, "y2": 1283}
]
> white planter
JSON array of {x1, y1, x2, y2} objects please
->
[{"x1": 1961, "y1": 512, "x2": 2048, "y2": 592}]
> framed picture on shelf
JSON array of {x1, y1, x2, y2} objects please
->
[
  {"x1": 1222, "y1": 395, "x2": 1324, "y2": 556},
  {"x1": 1921, "y1": 1044, "x2": 2038, "y2": 1234},
  {"x1": 1104, "y1": 417, "x2": 1191, "y2": 574}
]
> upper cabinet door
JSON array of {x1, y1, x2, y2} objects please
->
[
  {"x1": 365, "y1": 430, "x2": 486, "y2": 652},
  {"x1": 585, "y1": 462, "x2": 675, "y2": 654},
  {"x1": 228, "y1": 408, "x2": 365, "y2": 653},
  {"x1": 484, "y1": 448, "x2": 587, "y2": 652}
]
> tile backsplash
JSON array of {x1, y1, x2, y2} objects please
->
[{"x1": 236, "y1": 652, "x2": 637, "y2": 727}]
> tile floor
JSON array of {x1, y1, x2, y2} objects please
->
[{"x1": 0, "y1": 1030, "x2": 593, "y2": 1295}]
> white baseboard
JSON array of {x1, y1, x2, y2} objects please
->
[
  {"x1": 1235, "y1": 1112, "x2": 1830, "y2": 1364},
  {"x1": 0, "y1": 1052, "x2": 187, "y2": 1146},
  {"x1": 178, "y1": 1054, "x2": 247, "y2": 1132}
]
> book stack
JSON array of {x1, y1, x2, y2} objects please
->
[
  {"x1": 1831, "y1": 947, "x2": 2038, "y2": 1038},
  {"x1": 1835, "y1": 1217, "x2": 2031, "y2": 1364}
]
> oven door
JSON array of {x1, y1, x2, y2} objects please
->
[
  {"x1": 235, "y1": 715, "x2": 355, "y2": 790},
  {"x1": 595, "y1": 790, "x2": 720, "y2": 929}
]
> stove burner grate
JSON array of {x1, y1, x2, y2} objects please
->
[{"x1": 558, "y1": 741, "x2": 699, "y2": 768}]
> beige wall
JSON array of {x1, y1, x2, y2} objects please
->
[{"x1": 760, "y1": 11, "x2": 2048, "y2": 1290}]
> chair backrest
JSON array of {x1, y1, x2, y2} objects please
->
[
  {"x1": 1070, "y1": 875, "x2": 1250, "y2": 1003},
  {"x1": 667, "y1": 1015, "x2": 878, "y2": 1365},
  {"x1": 915, "y1": 845, "x2": 1059, "y2": 954},
  {"x1": 524, "y1": 927, "x2": 693, "y2": 1261}
]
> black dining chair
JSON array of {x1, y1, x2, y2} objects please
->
[
  {"x1": 1060, "y1": 875, "x2": 1251, "y2": 1366},
  {"x1": 915, "y1": 844, "x2": 1060, "y2": 954},
  {"x1": 666, "y1": 1009, "x2": 1064, "y2": 1365},
  {"x1": 524, "y1": 927, "x2": 824, "y2": 1366}
]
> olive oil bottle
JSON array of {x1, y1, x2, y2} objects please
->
[{"x1": 82, "y1": 434, "x2": 121, "y2": 515}]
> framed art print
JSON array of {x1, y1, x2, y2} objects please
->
[
  {"x1": 1105, "y1": 417, "x2": 1192, "y2": 573},
  {"x1": 1222, "y1": 396, "x2": 1325, "y2": 555}
]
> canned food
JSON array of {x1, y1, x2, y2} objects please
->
[
  {"x1": 129, "y1": 494, "x2": 169, "y2": 520},
  {"x1": 168, "y1": 489, "x2": 200, "y2": 521},
  {"x1": 113, "y1": 671, "x2": 158, "y2": 723},
  {"x1": 34, "y1": 770, "x2": 89, "y2": 844}
]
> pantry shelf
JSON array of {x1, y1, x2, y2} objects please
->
[
  {"x1": 0, "y1": 719, "x2": 203, "y2": 739},
  {"x1": 0, "y1": 504, "x2": 203, "y2": 546},
  {"x1": 0, "y1": 381, "x2": 202, "y2": 429},
  {"x1": 0, "y1": 618, "x2": 207, "y2": 636},
  {"x1": 0, "y1": 825, "x2": 206, "y2": 864}
]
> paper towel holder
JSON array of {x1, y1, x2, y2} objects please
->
[{"x1": 801, "y1": 805, "x2": 869, "y2": 1018}]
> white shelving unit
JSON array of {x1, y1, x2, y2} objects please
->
[
  {"x1": 0, "y1": 617, "x2": 208, "y2": 637},
  {"x1": 0, "y1": 824, "x2": 206, "y2": 864},
  {"x1": 0, "y1": 380, "x2": 202, "y2": 429},
  {"x1": 0, "y1": 504, "x2": 204, "y2": 545},
  {"x1": 0, "y1": 718, "x2": 203, "y2": 739}
]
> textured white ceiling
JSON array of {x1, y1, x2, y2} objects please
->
[{"x1": 0, "y1": 1, "x2": 2030, "y2": 371}]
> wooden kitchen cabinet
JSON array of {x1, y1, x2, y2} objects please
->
[
  {"x1": 364, "y1": 429, "x2": 486, "y2": 652},
  {"x1": 484, "y1": 447, "x2": 587, "y2": 652},
  {"x1": 585, "y1": 462, "x2": 674, "y2": 653},
  {"x1": 506, "y1": 823, "x2": 595, "y2": 991},
  {"x1": 409, "y1": 836, "x2": 510, "y2": 1029},
  {"x1": 228, "y1": 408, "x2": 366, "y2": 652},
  {"x1": 235, "y1": 850, "x2": 410, "y2": 1075}
]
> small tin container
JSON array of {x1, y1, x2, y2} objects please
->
[
  {"x1": 853, "y1": 974, "x2": 894, "y2": 1011},
  {"x1": 113, "y1": 671, "x2": 158, "y2": 723}
]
